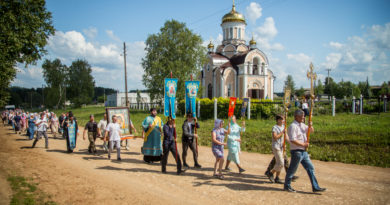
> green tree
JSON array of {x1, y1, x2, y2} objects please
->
[
  {"x1": 142, "y1": 20, "x2": 207, "y2": 101},
  {"x1": 42, "y1": 59, "x2": 68, "y2": 108},
  {"x1": 358, "y1": 77, "x2": 372, "y2": 98},
  {"x1": 379, "y1": 82, "x2": 389, "y2": 97},
  {"x1": 284, "y1": 75, "x2": 295, "y2": 95},
  {"x1": 67, "y1": 59, "x2": 95, "y2": 107},
  {"x1": 0, "y1": 0, "x2": 55, "y2": 107},
  {"x1": 295, "y1": 86, "x2": 305, "y2": 97},
  {"x1": 324, "y1": 77, "x2": 338, "y2": 97},
  {"x1": 315, "y1": 79, "x2": 324, "y2": 95}
]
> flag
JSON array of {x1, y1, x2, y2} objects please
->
[
  {"x1": 164, "y1": 78, "x2": 178, "y2": 119},
  {"x1": 185, "y1": 81, "x2": 199, "y2": 118},
  {"x1": 241, "y1": 98, "x2": 249, "y2": 118},
  {"x1": 228, "y1": 97, "x2": 237, "y2": 117}
]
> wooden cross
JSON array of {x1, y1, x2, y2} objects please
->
[{"x1": 307, "y1": 62, "x2": 317, "y2": 99}]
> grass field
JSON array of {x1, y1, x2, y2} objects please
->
[{"x1": 53, "y1": 106, "x2": 390, "y2": 167}]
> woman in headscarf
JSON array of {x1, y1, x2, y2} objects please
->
[
  {"x1": 27, "y1": 114, "x2": 36, "y2": 140},
  {"x1": 50, "y1": 113, "x2": 59, "y2": 138},
  {"x1": 225, "y1": 115, "x2": 246, "y2": 173},
  {"x1": 212, "y1": 119, "x2": 229, "y2": 179},
  {"x1": 21, "y1": 113, "x2": 27, "y2": 134}
]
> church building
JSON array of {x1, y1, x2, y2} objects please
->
[{"x1": 201, "y1": 2, "x2": 275, "y2": 100}]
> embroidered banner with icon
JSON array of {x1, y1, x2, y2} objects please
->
[
  {"x1": 185, "y1": 81, "x2": 199, "y2": 117},
  {"x1": 164, "y1": 78, "x2": 178, "y2": 119}
]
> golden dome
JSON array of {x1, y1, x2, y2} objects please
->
[
  {"x1": 207, "y1": 41, "x2": 214, "y2": 49},
  {"x1": 250, "y1": 36, "x2": 256, "y2": 45},
  {"x1": 222, "y1": 4, "x2": 246, "y2": 24}
]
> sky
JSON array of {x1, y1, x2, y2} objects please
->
[{"x1": 12, "y1": 0, "x2": 390, "y2": 93}]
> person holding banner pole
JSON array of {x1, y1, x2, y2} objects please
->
[
  {"x1": 182, "y1": 113, "x2": 201, "y2": 168},
  {"x1": 224, "y1": 115, "x2": 246, "y2": 173},
  {"x1": 162, "y1": 117, "x2": 183, "y2": 174}
]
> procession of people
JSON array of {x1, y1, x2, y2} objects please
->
[
  {"x1": 1, "y1": 67, "x2": 326, "y2": 193},
  {"x1": 1, "y1": 105, "x2": 326, "y2": 193}
]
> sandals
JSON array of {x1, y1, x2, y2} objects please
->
[{"x1": 213, "y1": 174, "x2": 225, "y2": 180}]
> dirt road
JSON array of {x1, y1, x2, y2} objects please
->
[{"x1": 0, "y1": 126, "x2": 389, "y2": 205}]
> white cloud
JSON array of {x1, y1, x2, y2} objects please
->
[
  {"x1": 252, "y1": 17, "x2": 284, "y2": 52},
  {"x1": 287, "y1": 53, "x2": 312, "y2": 66},
  {"x1": 246, "y1": 2, "x2": 262, "y2": 24},
  {"x1": 320, "y1": 22, "x2": 390, "y2": 85},
  {"x1": 83, "y1": 27, "x2": 97, "y2": 39},
  {"x1": 329, "y1": 41, "x2": 344, "y2": 49},
  {"x1": 13, "y1": 29, "x2": 146, "y2": 91},
  {"x1": 256, "y1": 17, "x2": 278, "y2": 39},
  {"x1": 106, "y1": 30, "x2": 121, "y2": 42}
]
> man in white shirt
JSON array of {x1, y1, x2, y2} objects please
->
[
  {"x1": 105, "y1": 115, "x2": 122, "y2": 161},
  {"x1": 98, "y1": 113, "x2": 108, "y2": 151},
  {"x1": 284, "y1": 109, "x2": 326, "y2": 193},
  {"x1": 32, "y1": 113, "x2": 49, "y2": 149}
]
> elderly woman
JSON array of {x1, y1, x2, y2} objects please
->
[
  {"x1": 27, "y1": 114, "x2": 36, "y2": 140},
  {"x1": 50, "y1": 113, "x2": 59, "y2": 138},
  {"x1": 224, "y1": 115, "x2": 246, "y2": 173},
  {"x1": 212, "y1": 119, "x2": 229, "y2": 179}
]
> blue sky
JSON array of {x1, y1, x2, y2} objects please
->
[{"x1": 13, "y1": 0, "x2": 390, "y2": 93}]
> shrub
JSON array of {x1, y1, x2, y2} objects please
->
[{"x1": 177, "y1": 97, "x2": 281, "y2": 120}]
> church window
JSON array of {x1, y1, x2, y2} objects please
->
[
  {"x1": 228, "y1": 84, "x2": 232, "y2": 97},
  {"x1": 238, "y1": 28, "x2": 241, "y2": 39},
  {"x1": 229, "y1": 28, "x2": 233, "y2": 39},
  {"x1": 234, "y1": 27, "x2": 237, "y2": 38},
  {"x1": 207, "y1": 64, "x2": 210, "y2": 71}
]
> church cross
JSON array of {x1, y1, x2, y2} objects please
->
[{"x1": 307, "y1": 62, "x2": 317, "y2": 99}]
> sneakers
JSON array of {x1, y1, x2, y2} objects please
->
[
  {"x1": 183, "y1": 163, "x2": 190, "y2": 168},
  {"x1": 239, "y1": 168, "x2": 246, "y2": 174},
  {"x1": 224, "y1": 167, "x2": 232, "y2": 171},
  {"x1": 274, "y1": 177, "x2": 284, "y2": 184},
  {"x1": 125, "y1": 146, "x2": 130, "y2": 151},
  {"x1": 313, "y1": 187, "x2": 327, "y2": 192},
  {"x1": 108, "y1": 155, "x2": 111, "y2": 160},
  {"x1": 266, "y1": 172, "x2": 275, "y2": 183},
  {"x1": 117, "y1": 157, "x2": 122, "y2": 161},
  {"x1": 284, "y1": 187, "x2": 296, "y2": 193}
]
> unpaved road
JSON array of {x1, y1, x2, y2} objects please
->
[{"x1": 0, "y1": 125, "x2": 389, "y2": 205}]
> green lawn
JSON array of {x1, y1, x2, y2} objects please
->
[{"x1": 54, "y1": 106, "x2": 390, "y2": 167}]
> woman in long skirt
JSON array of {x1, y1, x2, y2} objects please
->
[
  {"x1": 212, "y1": 119, "x2": 228, "y2": 179},
  {"x1": 225, "y1": 115, "x2": 246, "y2": 173},
  {"x1": 50, "y1": 113, "x2": 59, "y2": 138},
  {"x1": 27, "y1": 114, "x2": 36, "y2": 140}
]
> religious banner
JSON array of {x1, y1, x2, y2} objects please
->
[
  {"x1": 67, "y1": 121, "x2": 77, "y2": 152},
  {"x1": 240, "y1": 98, "x2": 249, "y2": 118},
  {"x1": 185, "y1": 81, "x2": 200, "y2": 117},
  {"x1": 164, "y1": 78, "x2": 178, "y2": 119},
  {"x1": 106, "y1": 107, "x2": 132, "y2": 137},
  {"x1": 228, "y1": 97, "x2": 237, "y2": 117}
]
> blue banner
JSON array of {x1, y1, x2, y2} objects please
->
[
  {"x1": 185, "y1": 81, "x2": 199, "y2": 118},
  {"x1": 68, "y1": 121, "x2": 77, "y2": 150},
  {"x1": 164, "y1": 78, "x2": 178, "y2": 119}
]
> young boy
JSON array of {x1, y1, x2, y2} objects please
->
[{"x1": 267, "y1": 114, "x2": 286, "y2": 184}]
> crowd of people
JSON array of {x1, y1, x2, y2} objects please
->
[{"x1": 1, "y1": 107, "x2": 326, "y2": 193}]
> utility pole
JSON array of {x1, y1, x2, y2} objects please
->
[
  {"x1": 123, "y1": 42, "x2": 129, "y2": 107},
  {"x1": 30, "y1": 92, "x2": 32, "y2": 109},
  {"x1": 103, "y1": 88, "x2": 105, "y2": 106},
  {"x1": 325, "y1": 68, "x2": 332, "y2": 85},
  {"x1": 42, "y1": 84, "x2": 45, "y2": 108}
]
